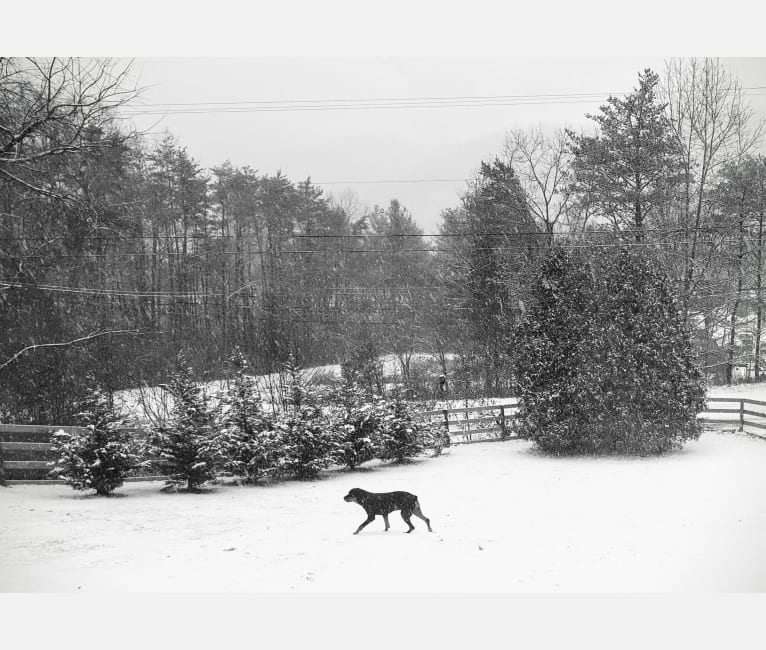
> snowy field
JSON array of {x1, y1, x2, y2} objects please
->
[{"x1": 2, "y1": 429, "x2": 766, "y2": 593}]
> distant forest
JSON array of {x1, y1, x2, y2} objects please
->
[{"x1": 1, "y1": 58, "x2": 765, "y2": 423}]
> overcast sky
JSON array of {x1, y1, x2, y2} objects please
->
[{"x1": 122, "y1": 57, "x2": 766, "y2": 232}]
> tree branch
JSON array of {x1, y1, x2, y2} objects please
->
[{"x1": 0, "y1": 329, "x2": 147, "y2": 372}]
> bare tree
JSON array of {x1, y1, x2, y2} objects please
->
[
  {"x1": 661, "y1": 58, "x2": 763, "y2": 314},
  {"x1": 504, "y1": 127, "x2": 571, "y2": 243},
  {"x1": 0, "y1": 57, "x2": 138, "y2": 200}
]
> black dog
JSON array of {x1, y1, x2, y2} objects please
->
[{"x1": 344, "y1": 488, "x2": 432, "y2": 535}]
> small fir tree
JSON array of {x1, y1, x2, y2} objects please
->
[
  {"x1": 377, "y1": 391, "x2": 427, "y2": 463},
  {"x1": 271, "y1": 406, "x2": 341, "y2": 479},
  {"x1": 218, "y1": 348, "x2": 274, "y2": 483},
  {"x1": 269, "y1": 355, "x2": 341, "y2": 480},
  {"x1": 332, "y1": 370, "x2": 383, "y2": 469},
  {"x1": 149, "y1": 353, "x2": 220, "y2": 491},
  {"x1": 50, "y1": 387, "x2": 138, "y2": 495}
]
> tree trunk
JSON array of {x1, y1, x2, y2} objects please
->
[
  {"x1": 727, "y1": 215, "x2": 747, "y2": 385},
  {"x1": 727, "y1": 292, "x2": 741, "y2": 385}
]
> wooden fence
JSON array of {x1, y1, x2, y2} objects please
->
[
  {"x1": 0, "y1": 424, "x2": 87, "y2": 483},
  {"x1": 422, "y1": 400, "x2": 520, "y2": 444},
  {"x1": 697, "y1": 397, "x2": 766, "y2": 437},
  {"x1": 1, "y1": 396, "x2": 764, "y2": 484},
  {"x1": 0, "y1": 424, "x2": 165, "y2": 485}
]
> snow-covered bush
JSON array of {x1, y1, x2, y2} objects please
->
[
  {"x1": 49, "y1": 388, "x2": 138, "y2": 495},
  {"x1": 148, "y1": 353, "x2": 220, "y2": 491},
  {"x1": 513, "y1": 246, "x2": 705, "y2": 455}
]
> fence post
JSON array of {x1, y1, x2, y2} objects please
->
[
  {"x1": 442, "y1": 409, "x2": 451, "y2": 447},
  {"x1": 499, "y1": 405, "x2": 507, "y2": 440},
  {"x1": 0, "y1": 437, "x2": 7, "y2": 487},
  {"x1": 740, "y1": 399, "x2": 745, "y2": 431}
]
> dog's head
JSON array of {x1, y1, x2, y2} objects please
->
[{"x1": 344, "y1": 488, "x2": 363, "y2": 503}]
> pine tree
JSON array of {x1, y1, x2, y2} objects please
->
[
  {"x1": 218, "y1": 348, "x2": 274, "y2": 483},
  {"x1": 149, "y1": 353, "x2": 220, "y2": 491},
  {"x1": 513, "y1": 246, "x2": 705, "y2": 455},
  {"x1": 268, "y1": 354, "x2": 341, "y2": 480},
  {"x1": 567, "y1": 69, "x2": 683, "y2": 240},
  {"x1": 50, "y1": 387, "x2": 138, "y2": 495},
  {"x1": 377, "y1": 392, "x2": 426, "y2": 463},
  {"x1": 333, "y1": 366, "x2": 383, "y2": 469},
  {"x1": 439, "y1": 158, "x2": 541, "y2": 396}
]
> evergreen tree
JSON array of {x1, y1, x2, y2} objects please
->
[
  {"x1": 333, "y1": 365, "x2": 384, "y2": 469},
  {"x1": 149, "y1": 353, "x2": 220, "y2": 491},
  {"x1": 268, "y1": 354, "x2": 342, "y2": 480},
  {"x1": 377, "y1": 393, "x2": 427, "y2": 463},
  {"x1": 513, "y1": 246, "x2": 705, "y2": 455},
  {"x1": 439, "y1": 158, "x2": 541, "y2": 395},
  {"x1": 49, "y1": 387, "x2": 138, "y2": 495},
  {"x1": 567, "y1": 69, "x2": 683, "y2": 240},
  {"x1": 218, "y1": 348, "x2": 274, "y2": 483},
  {"x1": 271, "y1": 408, "x2": 341, "y2": 480}
]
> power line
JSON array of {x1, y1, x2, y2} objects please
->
[
  {"x1": 314, "y1": 178, "x2": 466, "y2": 185},
  {"x1": 120, "y1": 87, "x2": 766, "y2": 116},
  {"x1": 4, "y1": 235, "x2": 763, "y2": 261},
  {"x1": 0, "y1": 224, "x2": 751, "y2": 243},
  {"x1": 3, "y1": 273, "x2": 764, "y2": 302},
  {"x1": 130, "y1": 91, "x2": 620, "y2": 109}
]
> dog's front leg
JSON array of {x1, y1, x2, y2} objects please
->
[
  {"x1": 354, "y1": 514, "x2": 375, "y2": 535},
  {"x1": 383, "y1": 513, "x2": 390, "y2": 531}
]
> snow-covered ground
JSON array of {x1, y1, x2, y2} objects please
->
[{"x1": 2, "y1": 429, "x2": 766, "y2": 593}]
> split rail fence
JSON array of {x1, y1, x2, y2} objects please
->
[{"x1": 1, "y1": 397, "x2": 763, "y2": 484}]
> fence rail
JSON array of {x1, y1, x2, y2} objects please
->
[
  {"x1": 422, "y1": 401, "x2": 520, "y2": 444},
  {"x1": 699, "y1": 397, "x2": 766, "y2": 433},
  {"x1": 2, "y1": 396, "x2": 764, "y2": 484}
]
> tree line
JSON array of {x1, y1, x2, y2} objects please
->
[{"x1": 1, "y1": 57, "x2": 764, "y2": 424}]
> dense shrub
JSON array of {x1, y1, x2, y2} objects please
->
[
  {"x1": 148, "y1": 353, "x2": 220, "y2": 491},
  {"x1": 49, "y1": 387, "x2": 138, "y2": 495},
  {"x1": 513, "y1": 246, "x2": 705, "y2": 455}
]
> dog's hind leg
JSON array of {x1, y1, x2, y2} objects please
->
[
  {"x1": 354, "y1": 515, "x2": 376, "y2": 535},
  {"x1": 383, "y1": 513, "x2": 390, "y2": 531},
  {"x1": 400, "y1": 510, "x2": 415, "y2": 533},
  {"x1": 413, "y1": 502, "x2": 432, "y2": 532}
]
